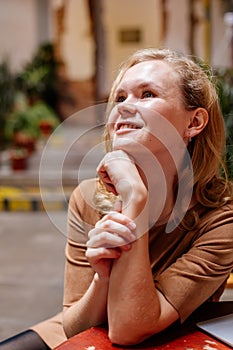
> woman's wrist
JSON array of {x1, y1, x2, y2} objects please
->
[
  {"x1": 121, "y1": 182, "x2": 147, "y2": 207},
  {"x1": 94, "y1": 272, "x2": 110, "y2": 284},
  {"x1": 122, "y1": 185, "x2": 148, "y2": 216}
]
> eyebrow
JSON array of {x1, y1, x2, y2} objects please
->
[{"x1": 115, "y1": 82, "x2": 161, "y2": 95}]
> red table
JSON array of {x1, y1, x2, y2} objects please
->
[
  {"x1": 55, "y1": 302, "x2": 233, "y2": 350},
  {"x1": 55, "y1": 325, "x2": 230, "y2": 349}
]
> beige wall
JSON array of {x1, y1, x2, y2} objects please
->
[
  {"x1": 164, "y1": 0, "x2": 230, "y2": 67},
  {"x1": 0, "y1": 0, "x2": 231, "y2": 94},
  {"x1": 103, "y1": 0, "x2": 162, "y2": 91},
  {"x1": 163, "y1": 0, "x2": 190, "y2": 54},
  {"x1": 212, "y1": 0, "x2": 232, "y2": 67},
  {"x1": 0, "y1": 0, "x2": 38, "y2": 72},
  {"x1": 61, "y1": 0, "x2": 94, "y2": 81},
  {"x1": 59, "y1": 0, "x2": 163, "y2": 94}
]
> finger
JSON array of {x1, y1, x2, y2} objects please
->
[
  {"x1": 91, "y1": 214, "x2": 136, "y2": 244},
  {"x1": 87, "y1": 231, "x2": 131, "y2": 249},
  {"x1": 98, "y1": 172, "x2": 118, "y2": 195},
  {"x1": 97, "y1": 167, "x2": 110, "y2": 182},
  {"x1": 97, "y1": 219, "x2": 135, "y2": 243},
  {"x1": 120, "y1": 243, "x2": 132, "y2": 251},
  {"x1": 114, "y1": 199, "x2": 122, "y2": 213},
  {"x1": 97, "y1": 163, "x2": 118, "y2": 195},
  {"x1": 104, "y1": 183, "x2": 118, "y2": 195},
  {"x1": 97, "y1": 211, "x2": 136, "y2": 231},
  {"x1": 86, "y1": 247, "x2": 121, "y2": 260}
]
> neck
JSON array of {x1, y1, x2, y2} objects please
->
[{"x1": 137, "y1": 153, "x2": 177, "y2": 228}]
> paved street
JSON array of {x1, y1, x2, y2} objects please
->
[{"x1": 0, "y1": 211, "x2": 66, "y2": 341}]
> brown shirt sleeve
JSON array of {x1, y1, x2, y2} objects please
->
[
  {"x1": 63, "y1": 179, "x2": 100, "y2": 307},
  {"x1": 154, "y1": 204, "x2": 233, "y2": 322},
  {"x1": 31, "y1": 179, "x2": 100, "y2": 349}
]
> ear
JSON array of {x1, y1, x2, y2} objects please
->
[{"x1": 186, "y1": 108, "x2": 209, "y2": 139}]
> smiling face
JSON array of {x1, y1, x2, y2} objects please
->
[{"x1": 107, "y1": 60, "x2": 195, "y2": 158}]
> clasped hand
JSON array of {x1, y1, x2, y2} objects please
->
[
  {"x1": 86, "y1": 150, "x2": 147, "y2": 279},
  {"x1": 86, "y1": 210, "x2": 136, "y2": 278}
]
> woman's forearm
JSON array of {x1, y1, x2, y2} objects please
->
[
  {"x1": 107, "y1": 194, "x2": 162, "y2": 345},
  {"x1": 108, "y1": 236, "x2": 162, "y2": 345},
  {"x1": 63, "y1": 273, "x2": 109, "y2": 338}
]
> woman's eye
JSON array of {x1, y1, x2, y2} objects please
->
[
  {"x1": 116, "y1": 95, "x2": 126, "y2": 103},
  {"x1": 142, "y1": 91, "x2": 155, "y2": 98}
]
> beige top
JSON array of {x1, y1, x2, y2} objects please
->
[{"x1": 32, "y1": 178, "x2": 233, "y2": 349}]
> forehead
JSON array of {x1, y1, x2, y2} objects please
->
[{"x1": 118, "y1": 60, "x2": 180, "y2": 88}]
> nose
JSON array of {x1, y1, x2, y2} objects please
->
[{"x1": 117, "y1": 102, "x2": 137, "y2": 118}]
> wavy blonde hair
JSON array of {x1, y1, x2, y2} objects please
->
[{"x1": 95, "y1": 48, "x2": 232, "y2": 224}]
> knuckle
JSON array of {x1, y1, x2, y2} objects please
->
[
  {"x1": 99, "y1": 231, "x2": 109, "y2": 241},
  {"x1": 98, "y1": 247, "x2": 106, "y2": 256},
  {"x1": 95, "y1": 222, "x2": 101, "y2": 229},
  {"x1": 88, "y1": 228, "x2": 94, "y2": 238},
  {"x1": 103, "y1": 219, "x2": 112, "y2": 229},
  {"x1": 85, "y1": 247, "x2": 93, "y2": 259}
]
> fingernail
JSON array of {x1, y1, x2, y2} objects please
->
[
  {"x1": 122, "y1": 244, "x2": 131, "y2": 251},
  {"x1": 130, "y1": 233, "x2": 136, "y2": 241},
  {"x1": 128, "y1": 221, "x2": 136, "y2": 230}
]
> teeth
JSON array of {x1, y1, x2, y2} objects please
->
[{"x1": 119, "y1": 124, "x2": 139, "y2": 130}]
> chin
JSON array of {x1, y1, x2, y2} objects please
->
[{"x1": 112, "y1": 139, "x2": 135, "y2": 152}]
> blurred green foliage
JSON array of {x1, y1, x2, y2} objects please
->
[
  {"x1": 215, "y1": 68, "x2": 233, "y2": 179},
  {"x1": 0, "y1": 42, "x2": 60, "y2": 150},
  {"x1": 4, "y1": 99, "x2": 59, "y2": 142},
  {"x1": 0, "y1": 60, "x2": 15, "y2": 149},
  {"x1": 16, "y1": 42, "x2": 59, "y2": 111}
]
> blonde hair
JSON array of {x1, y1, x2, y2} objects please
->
[{"x1": 96, "y1": 48, "x2": 233, "y2": 224}]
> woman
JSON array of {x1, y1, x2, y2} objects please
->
[
  {"x1": 60, "y1": 48, "x2": 233, "y2": 346},
  {"x1": 2, "y1": 48, "x2": 233, "y2": 349}
]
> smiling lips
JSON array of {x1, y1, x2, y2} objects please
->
[{"x1": 116, "y1": 122, "x2": 143, "y2": 131}]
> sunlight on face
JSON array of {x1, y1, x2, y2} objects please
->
[{"x1": 107, "y1": 60, "x2": 191, "y2": 158}]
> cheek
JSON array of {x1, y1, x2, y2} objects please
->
[
  {"x1": 107, "y1": 105, "x2": 118, "y2": 122},
  {"x1": 106, "y1": 109, "x2": 118, "y2": 133}
]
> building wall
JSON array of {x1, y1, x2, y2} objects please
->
[
  {"x1": 211, "y1": 0, "x2": 232, "y2": 67},
  {"x1": 163, "y1": 0, "x2": 229, "y2": 66},
  {"x1": 163, "y1": 0, "x2": 190, "y2": 54},
  {"x1": 61, "y1": 0, "x2": 94, "y2": 81},
  {"x1": 103, "y1": 0, "x2": 162, "y2": 91},
  {"x1": 58, "y1": 0, "x2": 163, "y2": 99},
  {"x1": 0, "y1": 0, "x2": 232, "y2": 110},
  {"x1": 0, "y1": 0, "x2": 38, "y2": 72}
]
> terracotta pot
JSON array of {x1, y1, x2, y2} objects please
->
[
  {"x1": 11, "y1": 157, "x2": 27, "y2": 171},
  {"x1": 13, "y1": 132, "x2": 36, "y2": 154},
  {"x1": 39, "y1": 120, "x2": 53, "y2": 136},
  {"x1": 9, "y1": 149, "x2": 28, "y2": 171}
]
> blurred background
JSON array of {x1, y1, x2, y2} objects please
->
[{"x1": 0, "y1": 0, "x2": 233, "y2": 342}]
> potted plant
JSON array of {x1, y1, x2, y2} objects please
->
[
  {"x1": 29, "y1": 101, "x2": 59, "y2": 138},
  {"x1": 13, "y1": 130, "x2": 36, "y2": 154},
  {"x1": 9, "y1": 147, "x2": 28, "y2": 171},
  {"x1": 4, "y1": 98, "x2": 59, "y2": 151},
  {"x1": 5, "y1": 106, "x2": 38, "y2": 154},
  {"x1": 39, "y1": 119, "x2": 54, "y2": 137}
]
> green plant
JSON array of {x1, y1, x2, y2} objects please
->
[
  {"x1": 16, "y1": 42, "x2": 59, "y2": 112},
  {"x1": 0, "y1": 60, "x2": 15, "y2": 149},
  {"x1": 10, "y1": 147, "x2": 28, "y2": 159},
  {"x1": 215, "y1": 67, "x2": 233, "y2": 179},
  {"x1": 5, "y1": 107, "x2": 37, "y2": 142},
  {"x1": 4, "y1": 100, "x2": 59, "y2": 143}
]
